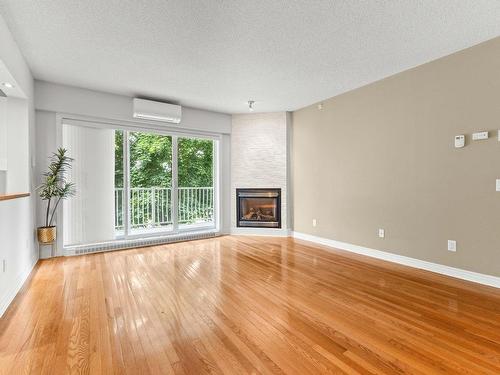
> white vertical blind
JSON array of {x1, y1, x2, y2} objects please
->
[{"x1": 63, "y1": 123, "x2": 116, "y2": 246}]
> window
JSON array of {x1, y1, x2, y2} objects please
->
[
  {"x1": 127, "y1": 131, "x2": 173, "y2": 235},
  {"x1": 63, "y1": 120, "x2": 217, "y2": 247},
  {"x1": 177, "y1": 137, "x2": 215, "y2": 229}
]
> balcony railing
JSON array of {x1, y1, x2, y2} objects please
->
[{"x1": 115, "y1": 187, "x2": 214, "y2": 230}]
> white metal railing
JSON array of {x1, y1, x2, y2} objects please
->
[{"x1": 115, "y1": 187, "x2": 214, "y2": 230}]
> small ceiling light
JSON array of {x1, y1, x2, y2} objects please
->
[
  {"x1": 248, "y1": 100, "x2": 255, "y2": 112},
  {"x1": 1, "y1": 82, "x2": 14, "y2": 89}
]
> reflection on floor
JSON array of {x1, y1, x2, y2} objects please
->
[{"x1": 1, "y1": 235, "x2": 499, "y2": 374}]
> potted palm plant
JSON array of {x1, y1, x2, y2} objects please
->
[{"x1": 37, "y1": 148, "x2": 76, "y2": 244}]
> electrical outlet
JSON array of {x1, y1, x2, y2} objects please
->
[
  {"x1": 496, "y1": 179, "x2": 500, "y2": 192},
  {"x1": 447, "y1": 240, "x2": 457, "y2": 252},
  {"x1": 312, "y1": 219, "x2": 317, "y2": 227},
  {"x1": 378, "y1": 229, "x2": 385, "y2": 238}
]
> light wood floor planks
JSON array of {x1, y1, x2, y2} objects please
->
[{"x1": 1, "y1": 235, "x2": 500, "y2": 374}]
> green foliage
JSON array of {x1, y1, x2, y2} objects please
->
[
  {"x1": 37, "y1": 148, "x2": 76, "y2": 227},
  {"x1": 129, "y1": 132, "x2": 173, "y2": 187},
  {"x1": 114, "y1": 131, "x2": 213, "y2": 188},
  {"x1": 115, "y1": 131, "x2": 124, "y2": 188},
  {"x1": 114, "y1": 131, "x2": 214, "y2": 227},
  {"x1": 178, "y1": 137, "x2": 213, "y2": 187}
]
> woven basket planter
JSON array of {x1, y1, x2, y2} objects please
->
[{"x1": 37, "y1": 226, "x2": 56, "y2": 244}]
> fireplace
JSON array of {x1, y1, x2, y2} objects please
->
[{"x1": 236, "y1": 188, "x2": 281, "y2": 228}]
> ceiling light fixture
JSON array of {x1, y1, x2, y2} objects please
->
[
  {"x1": 248, "y1": 100, "x2": 255, "y2": 112},
  {"x1": 1, "y1": 82, "x2": 14, "y2": 89}
]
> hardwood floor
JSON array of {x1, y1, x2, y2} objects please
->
[{"x1": 1, "y1": 236, "x2": 500, "y2": 374}]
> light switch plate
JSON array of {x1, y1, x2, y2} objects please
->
[
  {"x1": 378, "y1": 229, "x2": 385, "y2": 238},
  {"x1": 447, "y1": 240, "x2": 457, "y2": 252},
  {"x1": 454, "y1": 135, "x2": 465, "y2": 148},
  {"x1": 496, "y1": 179, "x2": 500, "y2": 192}
]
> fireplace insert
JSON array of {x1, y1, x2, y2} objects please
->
[{"x1": 236, "y1": 188, "x2": 281, "y2": 228}]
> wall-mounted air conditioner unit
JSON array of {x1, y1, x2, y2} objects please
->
[{"x1": 133, "y1": 98, "x2": 182, "y2": 124}]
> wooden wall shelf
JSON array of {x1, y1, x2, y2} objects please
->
[{"x1": 0, "y1": 193, "x2": 30, "y2": 202}]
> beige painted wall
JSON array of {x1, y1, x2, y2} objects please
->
[{"x1": 292, "y1": 37, "x2": 500, "y2": 277}]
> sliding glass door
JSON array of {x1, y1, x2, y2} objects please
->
[
  {"x1": 63, "y1": 120, "x2": 217, "y2": 247},
  {"x1": 127, "y1": 131, "x2": 173, "y2": 235},
  {"x1": 178, "y1": 137, "x2": 215, "y2": 229}
]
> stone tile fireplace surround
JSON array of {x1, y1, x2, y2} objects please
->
[{"x1": 230, "y1": 112, "x2": 291, "y2": 235}]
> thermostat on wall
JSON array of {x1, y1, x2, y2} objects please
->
[
  {"x1": 454, "y1": 135, "x2": 465, "y2": 148},
  {"x1": 472, "y1": 131, "x2": 488, "y2": 141}
]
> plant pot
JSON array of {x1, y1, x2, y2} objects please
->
[{"x1": 37, "y1": 226, "x2": 56, "y2": 244}]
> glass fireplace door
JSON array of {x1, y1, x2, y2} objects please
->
[{"x1": 237, "y1": 188, "x2": 281, "y2": 228}]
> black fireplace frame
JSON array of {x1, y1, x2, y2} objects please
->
[{"x1": 236, "y1": 188, "x2": 281, "y2": 228}]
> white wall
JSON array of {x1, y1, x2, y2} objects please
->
[
  {"x1": 0, "y1": 20, "x2": 32, "y2": 100},
  {"x1": 35, "y1": 81, "x2": 232, "y2": 257},
  {"x1": 0, "y1": 96, "x2": 30, "y2": 194},
  {"x1": 0, "y1": 98, "x2": 6, "y2": 193},
  {"x1": 35, "y1": 111, "x2": 57, "y2": 258},
  {"x1": 35, "y1": 81, "x2": 231, "y2": 134},
  {"x1": 231, "y1": 112, "x2": 291, "y2": 235},
  {"x1": 0, "y1": 98, "x2": 6, "y2": 166},
  {"x1": 0, "y1": 197, "x2": 37, "y2": 315},
  {"x1": 5, "y1": 97, "x2": 30, "y2": 192},
  {"x1": 0, "y1": 15, "x2": 36, "y2": 317},
  {"x1": 219, "y1": 134, "x2": 231, "y2": 234}
]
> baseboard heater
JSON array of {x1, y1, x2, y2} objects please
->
[{"x1": 64, "y1": 231, "x2": 218, "y2": 256}]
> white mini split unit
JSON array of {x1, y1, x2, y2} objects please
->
[{"x1": 133, "y1": 98, "x2": 182, "y2": 124}]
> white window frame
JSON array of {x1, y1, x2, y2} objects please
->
[{"x1": 57, "y1": 113, "x2": 221, "y2": 249}]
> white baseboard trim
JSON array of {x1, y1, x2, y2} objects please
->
[
  {"x1": 292, "y1": 231, "x2": 500, "y2": 289},
  {"x1": 231, "y1": 227, "x2": 291, "y2": 237},
  {"x1": 0, "y1": 257, "x2": 38, "y2": 318}
]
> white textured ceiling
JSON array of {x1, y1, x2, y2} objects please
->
[{"x1": 1, "y1": 1, "x2": 500, "y2": 114}]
